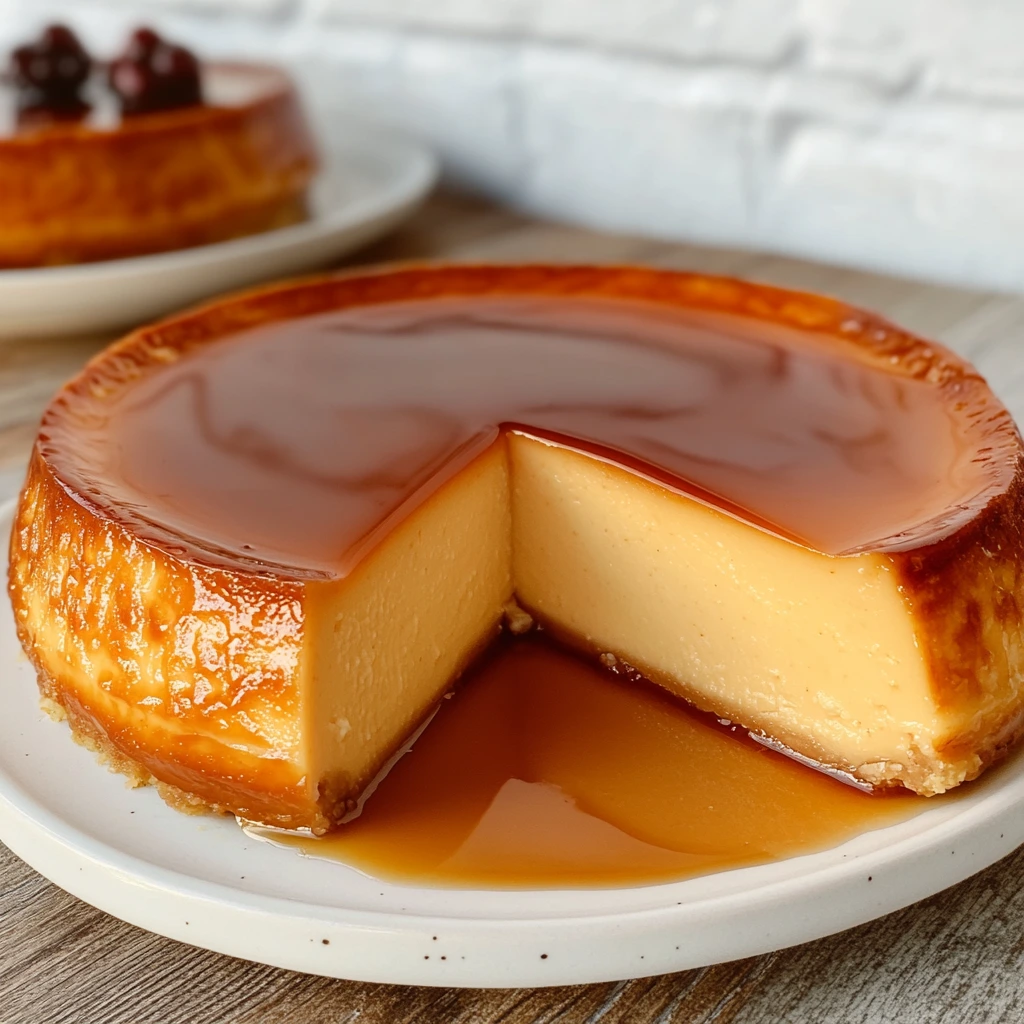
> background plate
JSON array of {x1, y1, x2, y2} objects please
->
[
  {"x1": 1, "y1": 509, "x2": 1023, "y2": 987},
  {"x1": 0, "y1": 124, "x2": 437, "y2": 339}
]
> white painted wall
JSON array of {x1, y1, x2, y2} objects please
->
[{"x1": 3, "y1": 0, "x2": 1024, "y2": 291}]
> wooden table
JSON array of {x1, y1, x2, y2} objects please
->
[{"x1": 3, "y1": 192, "x2": 1024, "y2": 1024}]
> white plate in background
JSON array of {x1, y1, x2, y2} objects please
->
[
  {"x1": 0, "y1": 125, "x2": 437, "y2": 339},
  {"x1": 0, "y1": 499, "x2": 1022, "y2": 988}
]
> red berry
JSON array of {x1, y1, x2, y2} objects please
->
[
  {"x1": 109, "y1": 28, "x2": 202, "y2": 115},
  {"x1": 126, "y1": 27, "x2": 161, "y2": 61},
  {"x1": 8, "y1": 22, "x2": 92, "y2": 119},
  {"x1": 40, "y1": 24, "x2": 82, "y2": 54}
]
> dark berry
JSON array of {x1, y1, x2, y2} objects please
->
[
  {"x1": 109, "y1": 27, "x2": 202, "y2": 116},
  {"x1": 9, "y1": 23, "x2": 92, "y2": 127},
  {"x1": 15, "y1": 97, "x2": 90, "y2": 129},
  {"x1": 10, "y1": 23, "x2": 91, "y2": 98},
  {"x1": 153, "y1": 44, "x2": 198, "y2": 81},
  {"x1": 125, "y1": 27, "x2": 161, "y2": 62},
  {"x1": 39, "y1": 25, "x2": 82, "y2": 54}
]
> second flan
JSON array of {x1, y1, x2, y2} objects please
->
[{"x1": 0, "y1": 25, "x2": 317, "y2": 267}]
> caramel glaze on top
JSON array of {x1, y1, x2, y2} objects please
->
[
  {"x1": 13, "y1": 266, "x2": 1024, "y2": 829},
  {"x1": 41, "y1": 264, "x2": 1021, "y2": 577}
]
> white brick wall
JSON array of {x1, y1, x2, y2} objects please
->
[{"x1": 4, "y1": 0, "x2": 1024, "y2": 291}]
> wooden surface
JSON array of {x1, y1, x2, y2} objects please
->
[{"x1": 3, "y1": 192, "x2": 1024, "y2": 1023}]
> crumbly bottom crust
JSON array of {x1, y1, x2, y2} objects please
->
[{"x1": 38, "y1": 686, "x2": 229, "y2": 821}]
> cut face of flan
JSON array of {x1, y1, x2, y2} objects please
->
[{"x1": 10, "y1": 266, "x2": 1024, "y2": 832}]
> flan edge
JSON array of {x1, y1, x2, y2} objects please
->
[{"x1": 10, "y1": 452, "x2": 326, "y2": 831}]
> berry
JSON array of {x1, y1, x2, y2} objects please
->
[
  {"x1": 9, "y1": 23, "x2": 92, "y2": 126},
  {"x1": 108, "y1": 27, "x2": 201, "y2": 115},
  {"x1": 126, "y1": 27, "x2": 161, "y2": 61},
  {"x1": 10, "y1": 23, "x2": 91, "y2": 102}
]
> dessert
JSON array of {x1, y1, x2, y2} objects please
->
[
  {"x1": 270, "y1": 632, "x2": 923, "y2": 887},
  {"x1": 9, "y1": 265, "x2": 1024, "y2": 834},
  {"x1": 0, "y1": 25, "x2": 317, "y2": 267}
]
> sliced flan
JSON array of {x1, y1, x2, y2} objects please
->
[{"x1": 9, "y1": 265, "x2": 1024, "y2": 832}]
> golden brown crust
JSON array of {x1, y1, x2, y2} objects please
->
[
  {"x1": 892, "y1": 465, "x2": 1024, "y2": 779},
  {"x1": 9, "y1": 452, "x2": 325, "y2": 830},
  {"x1": 0, "y1": 63, "x2": 317, "y2": 267}
]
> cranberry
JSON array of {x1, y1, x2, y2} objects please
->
[
  {"x1": 9, "y1": 23, "x2": 92, "y2": 121},
  {"x1": 108, "y1": 27, "x2": 202, "y2": 115}
]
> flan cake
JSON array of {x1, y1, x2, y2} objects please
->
[
  {"x1": 9, "y1": 265, "x2": 1024, "y2": 833},
  {"x1": 0, "y1": 25, "x2": 317, "y2": 267}
]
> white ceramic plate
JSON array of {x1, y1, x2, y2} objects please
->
[
  {"x1": 0, "y1": 125, "x2": 437, "y2": 340},
  {"x1": 0, "y1": 493, "x2": 1021, "y2": 989}
]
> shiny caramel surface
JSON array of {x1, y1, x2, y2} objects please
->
[
  {"x1": 258, "y1": 634, "x2": 921, "y2": 888},
  {"x1": 42, "y1": 280, "x2": 1017, "y2": 577}
]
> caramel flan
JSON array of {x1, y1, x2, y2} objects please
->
[
  {"x1": 10, "y1": 266, "x2": 1024, "y2": 833},
  {"x1": 0, "y1": 25, "x2": 317, "y2": 267}
]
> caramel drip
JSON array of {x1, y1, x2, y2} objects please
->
[
  {"x1": 41, "y1": 293, "x2": 1008, "y2": 576},
  {"x1": 254, "y1": 634, "x2": 922, "y2": 888}
]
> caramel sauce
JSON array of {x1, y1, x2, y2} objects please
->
[
  {"x1": 45, "y1": 292, "x2": 1012, "y2": 578},
  {"x1": 251, "y1": 634, "x2": 922, "y2": 888}
]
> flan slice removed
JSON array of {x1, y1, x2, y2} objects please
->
[{"x1": 10, "y1": 265, "x2": 1024, "y2": 832}]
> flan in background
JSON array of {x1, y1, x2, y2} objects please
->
[{"x1": 0, "y1": 23, "x2": 318, "y2": 266}]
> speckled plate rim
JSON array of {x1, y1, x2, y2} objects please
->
[
  {"x1": 0, "y1": 122, "x2": 438, "y2": 339},
  {"x1": 0, "y1": 498, "x2": 1022, "y2": 988}
]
